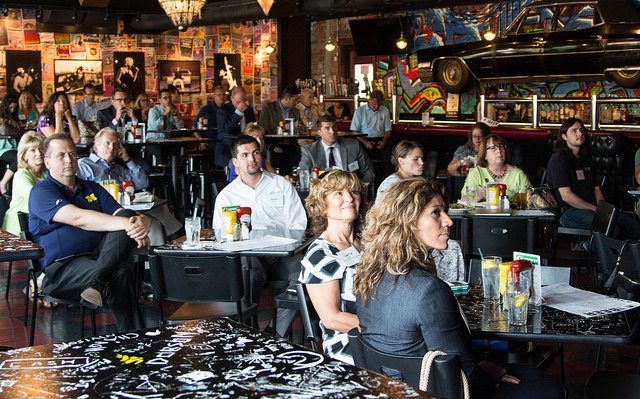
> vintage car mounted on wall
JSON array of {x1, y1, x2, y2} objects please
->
[{"x1": 417, "y1": 0, "x2": 640, "y2": 93}]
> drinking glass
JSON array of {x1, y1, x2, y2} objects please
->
[
  {"x1": 299, "y1": 169, "x2": 310, "y2": 191},
  {"x1": 506, "y1": 276, "x2": 530, "y2": 326},
  {"x1": 515, "y1": 186, "x2": 528, "y2": 210},
  {"x1": 466, "y1": 187, "x2": 477, "y2": 207},
  {"x1": 184, "y1": 217, "x2": 201, "y2": 248},
  {"x1": 481, "y1": 256, "x2": 501, "y2": 302}
]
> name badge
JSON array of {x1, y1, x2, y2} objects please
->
[
  {"x1": 339, "y1": 245, "x2": 360, "y2": 263},
  {"x1": 576, "y1": 170, "x2": 585, "y2": 180},
  {"x1": 347, "y1": 160, "x2": 359, "y2": 172},
  {"x1": 266, "y1": 191, "x2": 284, "y2": 207}
]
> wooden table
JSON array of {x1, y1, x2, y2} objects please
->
[
  {"x1": 0, "y1": 318, "x2": 435, "y2": 398},
  {"x1": 0, "y1": 228, "x2": 43, "y2": 263}
]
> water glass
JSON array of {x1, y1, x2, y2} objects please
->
[
  {"x1": 466, "y1": 187, "x2": 477, "y2": 207},
  {"x1": 506, "y1": 276, "x2": 530, "y2": 326},
  {"x1": 481, "y1": 256, "x2": 502, "y2": 302},
  {"x1": 184, "y1": 217, "x2": 201, "y2": 248},
  {"x1": 299, "y1": 169, "x2": 310, "y2": 191}
]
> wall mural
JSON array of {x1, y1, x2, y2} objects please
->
[
  {"x1": 0, "y1": 10, "x2": 278, "y2": 114},
  {"x1": 388, "y1": 1, "x2": 640, "y2": 118}
]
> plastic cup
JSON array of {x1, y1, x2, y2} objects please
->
[
  {"x1": 481, "y1": 256, "x2": 501, "y2": 302},
  {"x1": 184, "y1": 217, "x2": 201, "y2": 248}
]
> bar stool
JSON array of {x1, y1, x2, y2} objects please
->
[{"x1": 147, "y1": 173, "x2": 176, "y2": 215}]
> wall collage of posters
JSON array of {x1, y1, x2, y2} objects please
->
[{"x1": 0, "y1": 8, "x2": 279, "y2": 115}]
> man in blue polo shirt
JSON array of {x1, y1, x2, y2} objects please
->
[{"x1": 29, "y1": 133, "x2": 150, "y2": 332}]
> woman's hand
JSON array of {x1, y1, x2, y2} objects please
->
[
  {"x1": 54, "y1": 101, "x2": 66, "y2": 119},
  {"x1": 478, "y1": 360, "x2": 520, "y2": 385},
  {"x1": 477, "y1": 185, "x2": 487, "y2": 201},
  {"x1": 64, "y1": 109, "x2": 73, "y2": 121}
]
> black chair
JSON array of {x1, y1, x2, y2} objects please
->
[
  {"x1": 556, "y1": 200, "x2": 619, "y2": 243},
  {"x1": 461, "y1": 215, "x2": 539, "y2": 260},
  {"x1": 148, "y1": 253, "x2": 258, "y2": 326},
  {"x1": 295, "y1": 282, "x2": 322, "y2": 351},
  {"x1": 584, "y1": 371, "x2": 640, "y2": 399},
  {"x1": 17, "y1": 212, "x2": 96, "y2": 346},
  {"x1": 0, "y1": 193, "x2": 13, "y2": 299},
  {"x1": 592, "y1": 232, "x2": 640, "y2": 283},
  {"x1": 348, "y1": 328, "x2": 465, "y2": 398}
]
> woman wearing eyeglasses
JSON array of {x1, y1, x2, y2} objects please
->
[
  {"x1": 448, "y1": 122, "x2": 491, "y2": 171},
  {"x1": 461, "y1": 134, "x2": 531, "y2": 202}
]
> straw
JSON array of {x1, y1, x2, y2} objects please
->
[{"x1": 478, "y1": 247, "x2": 485, "y2": 260}]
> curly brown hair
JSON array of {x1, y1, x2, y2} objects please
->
[
  {"x1": 305, "y1": 169, "x2": 368, "y2": 236},
  {"x1": 353, "y1": 177, "x2": 448, "y2": 304}
]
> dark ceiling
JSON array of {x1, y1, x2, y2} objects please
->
[{"x1": 3, "y1": 0, "x2": 485, "y2": 33}]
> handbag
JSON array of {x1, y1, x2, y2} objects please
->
[
  {"x1": 603, "y1": 240, "x2": 640, "y2": 301},
  {"x1": 0, "y1": 119, "x2": 21, "y2": 137},
  {"x1": 528, "y1": 185, "x2": 558, "y2": 209}
]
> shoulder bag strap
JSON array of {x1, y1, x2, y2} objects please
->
[
  {"x1": 604, "y1": 239, "x2": 632, "y2": 288},
  {"x1": 419, "y1": 350, "x2": 470, "y2": 399}
]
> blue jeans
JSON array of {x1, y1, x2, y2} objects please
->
[{"x1": 561, "y1": 207, "x2": 640, "y2": 240}]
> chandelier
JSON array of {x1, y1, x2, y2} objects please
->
[{"x1": 158, "y1": 0, "x2": 206, "y2": 29}]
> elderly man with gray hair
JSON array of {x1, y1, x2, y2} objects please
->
[{"x1": 77, "y1": 127, "x2": 182, "y2": 244}]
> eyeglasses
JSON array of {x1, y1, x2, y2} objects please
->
[
  {"x1": 113, "y1": 97, "x2": 128, "y2": 102},
  {"x1": 486, "y1": 144, "x2": 506, "y2": 152}
]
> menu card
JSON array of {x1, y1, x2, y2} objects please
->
[{"x1": 541, "y1": 283, "x2": 640, "y2": 317}]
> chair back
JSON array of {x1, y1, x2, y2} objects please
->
[
  {"x1": 461, "y1": 216, "x2": 539, "y2": 259},
  {"x1": 148, "y1": 253, "x2": 245, "y2": 303},
  {"x1": 0, "y1": 194, "x2": 9, "y2": 226},
  {"x1": 295, "y1": 282, "x2": 322, "y2": 351},
  {"x1": 348, "y1": 328, "x2": 464, "y2": 398},
  {"x1": 590, "y1": 200, "x2": 619, "y2": 237},
  {"x1": 593, "y1": 232, "x2": 640, "y2": 282},
  {"x1": 17, "y1": 212, "x2": 41, "y2": 272}
]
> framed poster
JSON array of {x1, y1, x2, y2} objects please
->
[
  {"x1": 214, "y1": 53, "x2": 240, "y2": 92},
  {"x1": 6, "y1": 50, "x2": 42, "y2": 102},
  {"x1": 158, "y1": 60, "x2": 201, "y2": 93},
  {"x1": 113, "y1": 52, "x2": 144, "y2": 101},
  {"x1": 53, "y1": 59, "x2": 103, "y2": 95}
]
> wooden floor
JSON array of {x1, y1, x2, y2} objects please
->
[{"x1": 1, "y1": 259, "x2": 638, "y2": 399}]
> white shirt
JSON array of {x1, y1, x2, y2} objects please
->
[
  {"x1": 320, "y1": 140, "x2": 343, "y2": 170},
  {"x1": 213, "y1": 171, "x2": 307, "y2": 231}
]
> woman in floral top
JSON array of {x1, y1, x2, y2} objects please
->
[{"x1": 36, "y1": 92, "x2": 80, "y2": 142}]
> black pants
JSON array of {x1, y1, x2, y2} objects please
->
[
  {"x1": 42, "y1": 210, "x2": 144, "y2": 332},
  {"x1": 0, "y1": 150, "x2": 17, "y2": 173}
]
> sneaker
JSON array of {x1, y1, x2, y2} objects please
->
[{"x1": 81, "y1": 285, "x2": 103, "y2": 307}]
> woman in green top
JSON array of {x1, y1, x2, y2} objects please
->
[
  {"x1": 18, "y1": 91, "x2": 39, "y2": 125},
  {"x1": 2, "y1": 132, "x2": 45, "y2": 235},
  {"x1": 461, "y1": 134, "x2": 531, "y2": 202}
]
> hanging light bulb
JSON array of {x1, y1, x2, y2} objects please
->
[
  {"x1": 396, "y1": 31, "x2": 407, "y2": 50},
  {"x1": 265, "y1": 43, "x2": 275, "y2": 53},
  {"x1": 325, "y1": 39, "x2": 336, "y2": 52}
]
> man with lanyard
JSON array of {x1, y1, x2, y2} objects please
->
[
  {"x1": 547, "y1": 118, "x2": 640, "y2": 240},
  {"x1": 29, "y1": 133, "x2": 149, "y2": 331}
]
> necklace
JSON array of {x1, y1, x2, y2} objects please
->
[{"x1": 487, "y1": 166, "x2": 507, "y2": 180}]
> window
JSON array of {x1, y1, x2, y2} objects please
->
[
  {"x1": 556, "y1": 5, "x2": 599, "y2": 31},
  {"x1": 517, "y1": 7, "x2": 556, "y2": 34}
]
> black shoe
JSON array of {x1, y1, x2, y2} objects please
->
[{"x1": 81, "y1": 281, "x2": 104, "y2": 307}]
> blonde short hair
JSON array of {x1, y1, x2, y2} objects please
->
[{"x1": 17, "y1": 131, "x2": 44, "y2": 170}]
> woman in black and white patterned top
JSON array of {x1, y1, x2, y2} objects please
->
[{"x1": 299, "y1": 170, "x2": 367, "y2": 364}]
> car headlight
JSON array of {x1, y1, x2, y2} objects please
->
[{"x1": 418, "y1": 62, "x2": 432, "y2": 69}]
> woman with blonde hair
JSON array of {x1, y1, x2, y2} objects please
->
[
  {"x1": 2, "y1": 132, "x2": 45, "y2": 235},
  {"x1": 134, "y1": 93, "x2": 152, "y2": 123},
  {"x1": 228, "y1": 123, "x2": 276, "y2": 182},
  {"x1": 299, "y1": 169, "x2": 367, "y2": 364},
  {"x1": 18, "y1": 91, "x2": 39, "y2": 124},
  {"x1": 354, "y1": 177, "x2": 563, "y2": 399}
]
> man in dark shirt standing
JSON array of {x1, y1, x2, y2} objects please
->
[
  {"x1": 547, "y1": 118, "x2": 640, "y2": 239},
  {"x1": 29, "y1": 133, "x2": 150, "y2": 332},
  {"x1": 216, "y1": 86, "x2": 256, "y2": 168}
]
